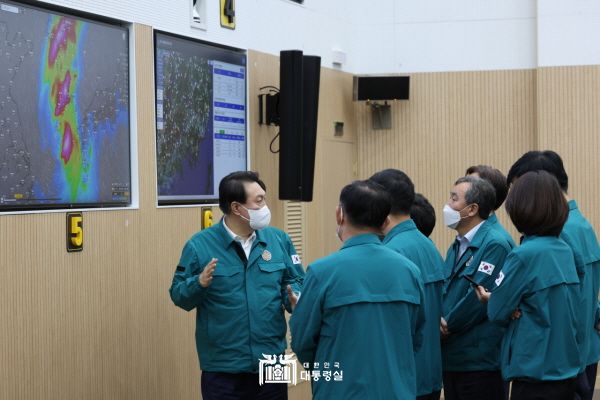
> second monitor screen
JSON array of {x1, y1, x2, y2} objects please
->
[{"x1": 154, "y1": 31, "x2": 247, "y2": 205}]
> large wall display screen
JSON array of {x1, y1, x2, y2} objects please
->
[
  {"x1": 155, "y1": 31, "x2": 247, "y2": 205},
  {"x1": 0, "y1": 1, "x2": 131, "y2": 211}
]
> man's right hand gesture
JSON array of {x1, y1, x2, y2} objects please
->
[{"x1": 199, "y1": 258, "x2": 218, "y2": 287}]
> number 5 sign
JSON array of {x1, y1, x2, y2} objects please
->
[{"x1": 66, "y1": 212, "x2": 83, "y2": 252}]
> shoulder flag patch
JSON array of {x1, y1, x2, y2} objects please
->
[
  {"x1": 291, "y1": 255, "x2": 302, "y2": 264},
  {"x1": 495, "y1": 271, "x2": 505, "y2": 286},
  {"x1": 478, "y1": 261, "x2": 495, "y2": 275}
]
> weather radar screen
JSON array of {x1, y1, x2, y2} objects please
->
[
  {"x1": 154, "y1": 31, "x2": 247, "y2": 205},
  {"x1": 0, "y1": 1, "x2": 131, "y2": 211}
]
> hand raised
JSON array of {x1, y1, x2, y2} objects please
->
[{"x1": 199, "y1": 258, "x2": 218, "y2": 288}]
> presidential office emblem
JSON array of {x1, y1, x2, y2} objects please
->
[
  {"x1": 262, "y1": 250, "x2": 272, "y2": 261},
  {"x1": 259, "y1": 354, "x2": 297, "y2": 385}
]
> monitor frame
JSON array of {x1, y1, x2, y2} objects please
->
[
  {"x1": 0, "y1": 0, "x2": 133, "y2": 213},
  {"x1": 153, "y1": 29, "x2": 248, "y2": 207}
]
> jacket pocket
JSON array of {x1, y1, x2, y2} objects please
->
[
  {"x1": 209, "y1": 264, "x2": 243, "y2": 298},
  {"x1": 256, "y1": 262, "x2": 287, "y2": 338}
]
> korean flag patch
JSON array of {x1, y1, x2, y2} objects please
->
[
  {"x1": 478, "y1": 261, "x2": 495, "y2": 276},
  {"x1": 495, "y1": 271, "x2": 505, "y2": 286},
  {"x1": 291, "y1": 255, "x2": 302, "y2": 265}
]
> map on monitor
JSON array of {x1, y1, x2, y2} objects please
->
[
  {"x1": 0, "y1": 1, "x2": 131, "y2": 211},
  {"x1": 154, "y1": 31, "x2": 247, "y2": 206}
]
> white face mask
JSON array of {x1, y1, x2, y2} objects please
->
[
  {"x1": 443, "y1": 204, "x2": 469, "y2": 230},
  {"x1": 240, "y1": 204, "x2": 271, "y2": 230}
]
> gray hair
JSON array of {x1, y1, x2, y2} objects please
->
[{"x1": 454, "y1": 176, "x2": 496, "y2": 219}]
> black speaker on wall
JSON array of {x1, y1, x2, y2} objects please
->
[
  {"x1": 279, "y1": 50, "x2": 321, "y2": 202},
  {"x1": 353, "y1": 76, "x2": 410, "y2": 101}
]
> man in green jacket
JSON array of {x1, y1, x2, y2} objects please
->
[
  {"x1": 507, "y1": 150, "x2": 600, "y2": 400},
  {"x1": 370, "y1": 169, "x2": 445, "y2": 400},
  {"x1": 169, "y1": 171, "x2": 304, "y2": 400},
  {"x1": 290, "y1": 180, "x2": 425, "y2": 400},
  {"x1": 441, "y1": 176, "x2": 511, "y2": 400},
  {"x1": 466, "y1": 165, "x2": 515, "y2": 249}
]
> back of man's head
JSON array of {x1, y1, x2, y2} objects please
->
[
  {"x1": 507, "y1": 150, "x2": 568, "y2": 192},
  {"x1": 339, "y1": 180, "x2": 391, "y2": 230},
  {"x1": 465, "y1": 165, "x2": 508, "y2": 210},
  {"x1": 218, "y1": 171, "x2": 266, "y2": 214},
  {"x1": 410, "y1": 193, "x2": 436, "y2": 237},
  {"x1": 369, "y1": 169, "x2": 415, "y2": 215}
]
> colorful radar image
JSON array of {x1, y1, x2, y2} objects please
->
[{"x1": 0, "y1": 2, "x2": 130, "y2": 210}]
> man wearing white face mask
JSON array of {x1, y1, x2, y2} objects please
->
[
  {"x1": 440, "y1": 176, "x2": 511, "y2": 400},
  {"x1": 170, "y1": 171, "x2": 305, "y2": 400}
]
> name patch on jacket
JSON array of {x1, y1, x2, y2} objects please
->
[
  {"x1": 291, "y1": 255, "x2": 301, "y2": 264},
  {"x1": 478, "y1": 261, "x2": 495, "y2": 275}
]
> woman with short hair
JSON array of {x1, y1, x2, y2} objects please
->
[{"x1": 476, "y1": 170, "x2": 581, "y2": 400}]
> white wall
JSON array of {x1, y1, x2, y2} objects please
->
[
  {"x1": 352, "y1": 0, "x2": 537, "y2": 74},
  {"x1": 39, "y1": 0, "x2": 600, "y2": 74},
  {"x1": 39, "y1": 0, "x2": 358, "y2": 71},
  {"x1": 538, "y1": 0, "x2": 600, "y2": 67}
]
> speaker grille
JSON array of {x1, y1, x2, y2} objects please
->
[{"x1": 284, "y1": 200, "x2": 305, "y2": 262}]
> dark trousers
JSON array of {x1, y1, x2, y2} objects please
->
[
  {"x1": 201, "y1": 371, "x2": 288, "y2": 400},
  {"x1": 575, "y1": 363, "x2": 598, "y2": 400},
  {"x1": 503, "y1": 380, "x2": 510, "y2": 400},
  {"x1": 511, "y1": 378, "x2": 576, "y2": 400},
  {"x1": 443, "y1": 370, "x2": 505, "y2": 400},
  {"x1": 417, "y1": 390, "x2": 441, "y2": 400}
]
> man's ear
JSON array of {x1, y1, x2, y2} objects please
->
[
  {"x1": 468, "y1": 203, "x2": 480, "y2": 218},
  {"x1": 335, "y1": 205, "x2": 343, "y2": 226},
  {"x1": 230, "y1": 202, "x2": 241, "y2": 216},
  {"x1": 380, "y1": 215, "x2": 391, "y2": 234}
]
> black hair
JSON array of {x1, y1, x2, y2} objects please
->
[
  {"x1": 507, "y1": 150, "x2": 568, "y2": 192},
  {"x1": 369, "y1": 169, "x2": 415, "y2": 215},
  {"x1": 505, "y1": 170, "x2": 568, "y2": 236},
  {"x1": 410, "y1": 193, "x2": 436, "y2": 237},
  {"x1": 218, "y1": 171, "x2": 266, "y2": 214},
  {"x1": 339, "y1": 180, "x2": 392, "y2": 229}
]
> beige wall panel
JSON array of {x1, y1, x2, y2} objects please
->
[
  {"x1": 247, "y1": 51, "x2": 285, "y2": 230},
  {"x1": 537, "y1": 66, "x2": 600, "y2": 232},
  {"x1": 356, "y1": 70, "x2": 537, "y2": 251},
  {"x1": 303, "y1": 67, "x2": 358, "y2": 263}
]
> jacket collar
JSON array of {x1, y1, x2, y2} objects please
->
[
  {"x1": 487, "y1": 213, "x2": 498, "y2": 225},
  {"x1": 382, "y1": 219, "x2": 418, "y2": 244},
  {"x1": 568, "y1": 199, "x2": 578, "y2": 211},
  {"x1": 341, "y1": 233, "x2": 382, "y2": 250},
  {"x1": 216, "y1": 217, "x2": 267, "y2": 248}
]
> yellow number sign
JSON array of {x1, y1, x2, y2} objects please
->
[
  {"x1": 66, "y1": 212, "x2": 83, "y2": 252},
  {"x1": 201, "y1": 207, "x2": 213, "y2": 230},
  {"x1": 220, "y1": 0, "x2": 235, "y2": 29}
]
